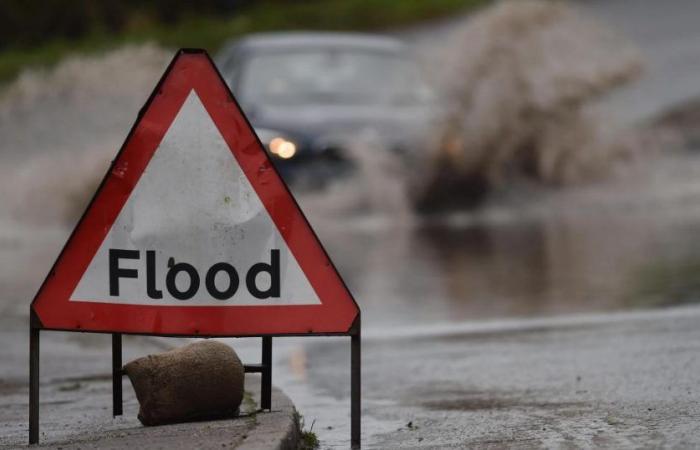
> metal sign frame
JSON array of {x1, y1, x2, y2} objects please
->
[
  {"x1": 29, "y1": 312, "x2": 361, "y2": 447},
  {"x1": 27, "y1": 49, "x2": 361, "y2": 448}
]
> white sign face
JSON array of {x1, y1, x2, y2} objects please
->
[{"x1": 71, "y1": 91, "x2": 320, "y2": 306}]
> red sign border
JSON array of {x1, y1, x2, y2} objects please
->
[{"x1": 30, "y1": 49, "x2": 360, "y2": 337}]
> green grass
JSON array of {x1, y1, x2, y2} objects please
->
[
  {"x1": 241, "y1": 391, "x2": 258, "y2": 416},
  {"x1": 293, "y1": 410, "x2": 320, "y2": 450},
  {"x1": 0, "y1": 0, "x2": 488, "y2": 83},
  {"x1": 625, "y1": 257, "x2": 700, "y2": 308},
  {"x1": 299, "y1": 431, "x2": 320, "y2": 450}
]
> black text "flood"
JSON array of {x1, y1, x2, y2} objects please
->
[{"x1": 108, "y1": 249, "x2": 281, "y2": 300}]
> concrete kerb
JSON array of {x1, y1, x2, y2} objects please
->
[
  {"x1": 0, "y1": 322, "x2": 300, "y2": 449},
  {"x1": 237, "y1": 379, "x2": 301, "y2": 450}
]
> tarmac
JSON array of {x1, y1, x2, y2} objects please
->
[
  {"x1": 350, "y1": 306, "x2": 700, "y2": 447},
  {"x1": 0, "y1": 316, "x2": 299, "y2": 449}
]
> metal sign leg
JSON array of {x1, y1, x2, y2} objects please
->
[
  {"x1": 351, "y1": 330, "x2": 361, "y2": 448},
  {"x1": 261, "y1": 336, "x2": 272, "y2": 410},
  {"x1": 112, "y1": 333, "x2": 123, "y2": 416},
  {"x1": 29, "y1": 326, "x2": 40, "y2": 445}
]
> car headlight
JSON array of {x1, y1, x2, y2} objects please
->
[
  {"x1": 254, "y1": 128, "x2": 297, "y2": 159},
  {"x1": 269, "y1": 137, "x2": 296, "y2": 159}
]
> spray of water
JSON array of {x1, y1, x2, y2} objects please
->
[
  {"x1": 0, "y1": 1, "x2": 649, "y2": 230},
  {"x1": 298, "y1": 0, "x2": 649, "y2": 217},
  {"x1": 0, "y1": 44, "x2": 171, "y2": 225},
  {"x1": 411, "y1": 0, "x2": 644, "y2": 211},
  {"x1": 298, "y1": 131, "x2": 414, "y2": 223}
]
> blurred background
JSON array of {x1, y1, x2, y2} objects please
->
[{"x1": 3, "y1": 0, "x2": 700, "y2": 447}]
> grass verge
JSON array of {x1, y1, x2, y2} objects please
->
[
  {"x1": 0, "y1": 0, "x2": 488, "y2": 83},
  {"x1": 293, "y1": 410, "x2": 320, "y2": 450}
]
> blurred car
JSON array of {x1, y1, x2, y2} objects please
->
[{"x1": 216, "y1": 32, "x2": 438, "y2": 187}]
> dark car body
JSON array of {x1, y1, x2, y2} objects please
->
[{"x1": 216, "y1": 32, "x2": 438, "y2": 186}]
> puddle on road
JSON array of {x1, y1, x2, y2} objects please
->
[
  {"x1": 278, "y1": 181, "x2": 700, "y2": 447},
  {"x1": 5, "y1": 146, "x2": 700, "y2": 447},
  {"x1": 313, "y1": 204, "x2": 700, "y2": 332},
  {"x1": 5, "y1": 154, "x2": 700, "y2": 450},
  {"x1": 419, "y1": 391, "x2": 585, "y2": 412},
  {"x1": 0, "y1": 4, "x2": 698, "y2": 446}
]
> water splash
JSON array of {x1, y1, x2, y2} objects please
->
[
  {"x1": 297, "y1": 131, "x2": 414, "y2": 224},
  {"x1": 0, "y1": 2, "x2": 651, "y2": 230},
  {"x1": 0, "y1": 44, "x2": 171, "y2": 225},
  {"x1": 412, "y1": 0, "x2": 644, "y2": 211}
]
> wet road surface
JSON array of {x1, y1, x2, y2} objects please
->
[
  {"x1": 270, "y1": 2, "x2": 700, "y2": 446},
  {"x1": 4, "y1": 1, "x2": 700, "y2": 448},
  {"x1": 291, "y1": 307, "x2": 700, "y2": 448},
  {"x1": 264, "y1": 181, "x2": 700, "y2": 447}
]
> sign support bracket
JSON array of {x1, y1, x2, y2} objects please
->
[
  {"x1": 29, "y1": 311, "x2": 40, "y2": 445},
  {"x1": 112, "y1": 333, "x2": 123, "y2": 416},
  {"x1": 350, "y1": 315, "x2": 361, "y2": 449},
  {"x1": 261, "y1": 336, "x2": 272, "y2": 410},
  {"x1": 27, "y1": 324, "x2": 361, "y2": 446}
]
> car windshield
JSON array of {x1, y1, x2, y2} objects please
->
[{"x1": 237, "y1": 48, "x2": 433, "y2": 107}]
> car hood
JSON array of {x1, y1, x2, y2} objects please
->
[{"x1": 247, "y1": 103, "x2": 439, "y2": 148}]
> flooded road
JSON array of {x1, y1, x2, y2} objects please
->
[
  {"x1": 268, "y1": 152, "x2": 700, "y2": 446},
  {"x1": 270, "y1": 1, "x2": 700, "y2": 445},
  {"x1": 276, "y1": 305, "x2": 700, "y2": 448},
  {"x1": 325, "y1": 193, "x2": 700, "y2": 327},
  {"x1": 3, "y1": 0, "x2": 700, "y2": 448}
]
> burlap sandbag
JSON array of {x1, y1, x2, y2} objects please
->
[{"x1": 123, "y1": 340, "x2": 244, "y2": 426}]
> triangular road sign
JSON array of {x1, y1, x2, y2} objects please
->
[{"x1": 31, "y1": 49, "x2": 359, "y2": 336}]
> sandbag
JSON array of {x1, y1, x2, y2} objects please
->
[{"x1": 123, "y1": 340, "x2": 244, "y2": 426}]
